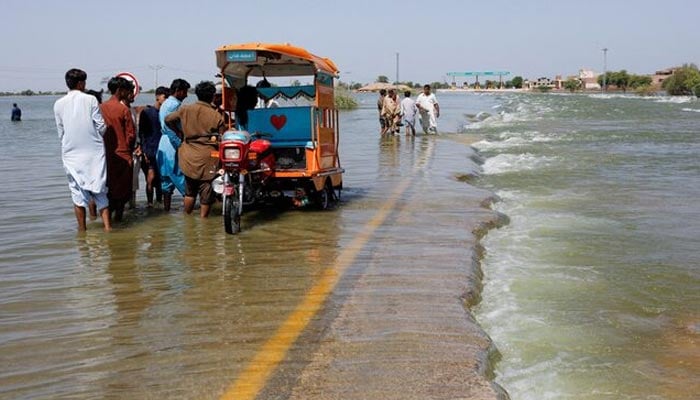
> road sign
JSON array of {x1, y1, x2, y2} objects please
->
[{"x1": 116, "y1": 71, "x2": 140, "y2": 99}]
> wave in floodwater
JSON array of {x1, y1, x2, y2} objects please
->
[{"x1": 471, "y1": 93, "x2": 700, "y2": 400}]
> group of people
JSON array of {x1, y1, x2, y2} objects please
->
[
  {"x1": 54, "y1": 68, "x2": 226, "y2": 232},
  {"x1": 377, "y1": 84, "x2": 440, "y2": 136}
]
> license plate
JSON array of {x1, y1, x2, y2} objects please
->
[{"x1": 224, "y1": 186, "x2": 235, "y2": 196}]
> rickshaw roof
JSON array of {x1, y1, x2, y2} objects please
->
[{"x1": 216, "y1": 43, "x2": 339, "y2": 78}]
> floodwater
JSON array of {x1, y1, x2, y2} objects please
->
[
  {"x1": 0, "y1": 93, "x2": 502, "y2": 399},
  {"x1": 2, "y1": 91, "x2": 698, "y2": 399}
]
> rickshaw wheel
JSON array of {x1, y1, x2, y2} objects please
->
[
  {"x1": 224, "y1": 196, "x2": 241, "y2": 234},
  {"x1": 314, "y1": 179, "x2": 335, "y2": 210}
]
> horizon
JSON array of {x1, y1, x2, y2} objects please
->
[
  {"x1": 0, "y1": 64, "x2": 685, "y2": 94},
  {"x1": 1, "y1": 0, "x2": 699, "y2": 92}
]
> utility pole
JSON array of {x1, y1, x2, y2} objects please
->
[
  {"x1": 601, "y1": 48, "x2": 608, "y2": 93},
  {"x1": 149, "y1": 64, "x2": 164, "y2": 89},
  {"x1": 395, "y1": 52, "x2": 399, "y2": 85}
]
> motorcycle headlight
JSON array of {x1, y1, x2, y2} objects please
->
[
  {"x1": 224, "y1": 147, "x2": 241, "y2": 160},
  {"x1": 212, "y1": 176, "x2": 224, "y2": 194}
]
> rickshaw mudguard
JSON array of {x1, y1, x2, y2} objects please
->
[
  {"x1": 311, "y1": 176, "x2": 326, "y2": 192},
  {"x1": 310, "y1": 170, "x2": 343, "y2": 191}
]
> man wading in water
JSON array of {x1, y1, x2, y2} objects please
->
[{"x1": 53, "y1": 68, "x2": 112, "y2": 231}]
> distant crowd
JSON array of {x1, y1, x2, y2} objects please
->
[{"x1": 377, "y1": 84, "x2": 440, "y2": 136}]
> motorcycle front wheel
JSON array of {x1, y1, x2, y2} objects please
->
[{"x1": 224, "y1": 195, "x2": 241, "y2": 234}]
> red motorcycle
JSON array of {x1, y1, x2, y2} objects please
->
[{"x1": 215, "y1": 130, "x2": 276, "y2": 234}]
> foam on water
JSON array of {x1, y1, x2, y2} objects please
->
[
  {"x1": 463, "y1": 101, "x2": 546, "y2": 130},
  {"x1": 588, "y1": 93, "x2": 645, "y2": 100},
  {"x1": 588, "y1": 92, "x2": 697, "y2": 104},
  {"x1": 482, "y1": 153, "x2": 557, "y2": 174},
  {"x1": 652, "y1": 96, "x2": 696, "y2": 103}
]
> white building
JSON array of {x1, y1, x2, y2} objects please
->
[{"x1": 579, "y1": 68, "x2": 601, "y2": 90}]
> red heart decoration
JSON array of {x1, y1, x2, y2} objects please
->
[{"x1": 270, "y1": 115, "x2": 287, "y2": 130}]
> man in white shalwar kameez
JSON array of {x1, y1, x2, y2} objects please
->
[
  {"x1": 54, "y1": 68, "x2": 111, "y2": 231},
  {"x1": 415, "y1": 84, "x2": 440, "y2": 134}
]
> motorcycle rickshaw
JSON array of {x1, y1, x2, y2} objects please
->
[{"x1": 213, "y1": 43, "x2": 344, "y2": 234}]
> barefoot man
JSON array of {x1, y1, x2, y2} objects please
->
[{"x1": 54, "y1": 68, "x2": 112, "y2": 232}]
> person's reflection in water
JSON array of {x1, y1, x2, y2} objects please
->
[
  {"x1": 403, "y1": 133, "x2": 416, "y2": 167},
  {"x1": 73, "y1": 231, "x2": 152, "y2": 396},
  {"x1": 378, "y1": 134, "x2": 401, "y2": 178},
  {"x1": 415, "y1": 135, "x2": 436, "y2": 170},
  {"x1": 104, "y1": 231, "x2": 154, "y2": 339}
]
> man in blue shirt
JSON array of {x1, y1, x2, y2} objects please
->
[
  {"x1": 156, "y1": 79, "x2": 189, "y2": 211},
  {"x1": 11, "y1": 103, "x2": 21, "y2": 121}
]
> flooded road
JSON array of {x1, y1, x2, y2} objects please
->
[{"x1": 0, "y1": 94, "x2": 503, "y2": 399}]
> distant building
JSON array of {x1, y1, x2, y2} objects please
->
[
  {"x1": 531, "y1": 77, "x2": 554, "y2": 88},
  {"x1": 579, "y1": 69, "x2": 601, "y2": 90},
  {"x1": 651, "y1": 67, "x2": 678, "y2": 88}
]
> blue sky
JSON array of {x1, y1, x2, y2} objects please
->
[{"x1": 1, "y1": 0, "x2": 698, "y2": 91}]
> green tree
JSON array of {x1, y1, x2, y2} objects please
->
[
  {"x1": 511, "y1": 76, "x2": 523, "y2": 89},
  {"x1": 563, "y1": 78, "x2": 581, "y2": 92},
  {"x1": 629, "y1": 74, "x2": 652, "y2": 89},
  {"x1": 376, "y1": 75, "x2": 389, "y2": 83},
  {"x1": 428, "y1": 81, "x2": 450, "y2": 89},
  {"x1": 662, "y1": 64, "x2": 700, "y2": 95},
  {"x1": 611, "y1": 70, "x2": 631, "y2": 92}
]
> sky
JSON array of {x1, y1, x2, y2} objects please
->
[{"x1": 1, "y1": 0, "x2": 699, "y2": 92}]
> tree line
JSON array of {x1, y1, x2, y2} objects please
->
[{"x1": 1, "y1": 90, "x2": 66, "y2": 96}]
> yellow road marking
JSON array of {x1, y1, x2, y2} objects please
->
[
  {"x1": 220, "y1": 136, "x2": 438, "y2": 399},
  {"x1": 219, "y1": 178, "x2": 413, "y2": 400}
]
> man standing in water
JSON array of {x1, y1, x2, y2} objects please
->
[
  {"x1": 381, "y1": 88, "x2": 401, "y2": 135},
  {"x1": 416, "y1": 84, "x2": 440, "y2": 134},
  {"x1": 157, "y1": 79, "x2": 190, "y2": 212},
  {"x1": 53, "y1": 68, "x2": 111, "y2": 231},
  {"x1": 11, "y1": 103, "x2": 21, "y2": 121},
  {"x1": 165, "y1": 81, "x2": 224, "y2": 218},
  {"x1": 400, "y1": 90, "x2": 417, "y2": 136},
  {"x1": 101, "y1": 77, "x2": 137, "y2": 222},
  {"x1": 377, "y1": 89, "x2": 387, "y2": 135}
]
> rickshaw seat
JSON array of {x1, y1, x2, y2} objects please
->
[{"x1": 246, "y1": 106, "x2": 314, "y2": 148}]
